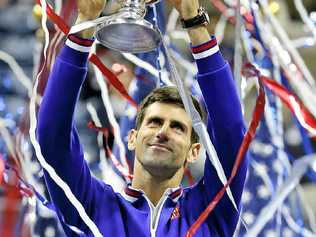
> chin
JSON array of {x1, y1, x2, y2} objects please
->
[
  {"x1": 147, "y1": 167, "x2": 178, "y2": 179},
  {"x1": 142, "y1": 161, "x2": 179, "y2": 179}
]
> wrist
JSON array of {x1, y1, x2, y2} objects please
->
[
  {"x1": 75, "y1": 13, "x2": 100, "y2": 25},
  {"x1": 76, "y1": 12, "x2": 101, "y2": 22},
  {"x1": 187, "y1": 26, "x2": 211, "y2": 46},
  {"x1": 180, "y1": 7, "x2": 210, "y2": 30},
  {"x1": 74, "y1": 14, "x2": 98, "y2": 39},
  {"x1": 181, "y1": 9, "x2": 199, "y2": 20}
]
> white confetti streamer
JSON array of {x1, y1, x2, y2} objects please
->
[
  {"x1": 294, "y1": 0, "x2": 316, "y2": 41},
  {"x1": 215, "y1": 13, "x2": 229, "y2": 45},
  {"x1": 161, "y1": 37, "x2": 238, "y2": 211},
  {"x1": 54, "y1": 0, "x2": 62, "y2": 15},
  {"x1": 92, "y1": 44, "x2": 131, "y2": 181},
  {"x1": 28, "y1": 1, "x2": 103, "y2": 236},
  {"x1": 233, "y1": 0, "x2": 243, "y2": 101},
  {"x1": 0, "y1": 117, "x2": 17, "y2": 160},
  {"x1": 122, "y1": 52, "x2": 159, "y2": 78},
  {"x1": 292, "y1": 36, "x2": 316, "y2": 48},
  {"x1": 251, "y1": 2, "x2": 316, "y2": 120},
  {"x1": 0, "y1": 50, "x2": 33, "y2": 97},
  {"x1": 290, "y1": 96, "x2": 316, "y2": 136},
  {"x1": 296, "y1": 186, "x2": 316, "y2": 233},
  {"x1": 166, "y1": 8, "x2": 179, "y2": 34},
  {"x1": 259, "y1": 0, "x2": 316, "y2": 88},
  {"x1": 69, "y1": 16, "x2": 112, "y2": 35},
  {"x1": 121, "y1": 51, "x2": 174, "y2": 86},
  {"x1": 244, "y1": 154, "x2": 316, "y2": 237},
  {"x1": 169, "y1": 30, "x2": 190, "y2": 43},
  {"x1": 282, "y1": 205, "x2": 316, "y2": 237},
  {"x1": 86, "y1": 103, "x2": 126, "y2": 192}
]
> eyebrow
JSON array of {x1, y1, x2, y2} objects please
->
[
  {"x1": 146, "y1": 116, "x2": 189, "y2": 132},
  {"x1": 146, "y1": 116, "x2": 163, "y2": 123}
]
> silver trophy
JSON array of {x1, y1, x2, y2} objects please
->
[{"x1": 95, "y1": 0, "x2": 162, "y2": 53}]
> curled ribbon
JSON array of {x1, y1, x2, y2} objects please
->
[
  {"x1": 0, "y1": 154, "x2": 5, "y2": 185},
  {"x1": 2, "y1": 162, "x2": 86, "y2": 235},
  {"x1": 89, "y1": 53, "x2": 137, "y2": 108},
  {"x1": 87, "y1": 121, "x2": 133, "y2": 180},
  {"x1": 261, "y1": 77, "x2": 316, "y2": 137},
  {"x1": 243, "y1": 63, "x2": 316, "y2": 138},
  {"x1": 0, "y1": 157, "x2": 28, "y2": 236},
  {"x1": 36, "y1": 0, "x2": 137, "y2": 108}
]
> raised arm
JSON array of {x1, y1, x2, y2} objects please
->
[
  {"x1": 36, "y1": 0, "x2": 110, "y2": 233},
  {"x1": 168, "y1": 0, "x2": 248, "y2": 235}
]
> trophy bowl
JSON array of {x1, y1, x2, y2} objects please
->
[{"x1": 96, "y1": 0, "x2": 162, "y2": 53}]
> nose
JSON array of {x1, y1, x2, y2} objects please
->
[{"x1": 156, "y1": 124, "x2": 169, "y2": 142}]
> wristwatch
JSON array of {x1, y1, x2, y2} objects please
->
[{"x1": 180, "y1": 7, "x2": 210, "y2": 29}]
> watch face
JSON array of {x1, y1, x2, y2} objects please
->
[
  {"x1": 204, "y1": 11, "x2": 210, "y2": 24},
  {"x1": 199, "y1": 8, "x2": 210, "y2": 24}
]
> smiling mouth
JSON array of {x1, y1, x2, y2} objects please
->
[{"x1": 149, "y1": 144, "x2": 172, "y2": 152}]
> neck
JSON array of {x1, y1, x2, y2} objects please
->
[{"x1": 131, "y1": 160, "x2": 183, "y2": 206}]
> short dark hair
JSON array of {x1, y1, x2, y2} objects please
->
[{"x1": 135, "y1": 86, "x2": 206, "y2": 143}]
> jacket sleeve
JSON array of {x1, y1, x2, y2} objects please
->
[
  {"x1": 191, "y1": 37, "x2": 248, "y2": 236},
  {"x1": 36, "y1": 36, "x2": 114, "y2": 233}
]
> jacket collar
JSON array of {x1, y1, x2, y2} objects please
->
[{"x1": 123, "y1": 185, "x2": 183, "y2": 203}]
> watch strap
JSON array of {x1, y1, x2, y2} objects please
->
[{"x1": 180, "y1": 7, "x2": 209, "y2": 29}]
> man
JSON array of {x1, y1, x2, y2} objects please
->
[{"x1": 37, "y1": 0, "x2": 248, "y2": 236}]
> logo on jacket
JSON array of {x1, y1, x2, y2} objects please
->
[{"x1": 170, "y1": 206, "x2": 180, "y2": 220}]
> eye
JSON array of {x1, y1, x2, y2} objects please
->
[
  {"x1": 171, "y1": 122, "x2": 185, "y2": 133},
  {"x1": 147, "y1": 118, "x2": 162, "y2": 127}
]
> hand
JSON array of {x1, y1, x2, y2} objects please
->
[
  {"x1": 77, "y1": 0, "x2": 106, "y2": 21},
  {"x1": 168, "y1": 0, "x2": 210, "y2": 45},
  {"x1": 74, "y1": 0, "x2": 106, "y2": 38},
  {"x1": 167, "y1": 0, "x2": 199, "y2": 20}
]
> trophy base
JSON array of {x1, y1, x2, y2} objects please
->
[{"x1": 96, "y1": 18, "x2": 161, "y2": 53}]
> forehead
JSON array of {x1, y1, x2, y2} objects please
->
[{"x1": 143, "y1": 102, "x2": 192, "y2": 125}]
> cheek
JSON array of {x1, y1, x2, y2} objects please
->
[
  {"x1": 176, "y1": 137, "x2": 191, "y2": 152},
  {"x1": 136, "y1": 130, "x2": 150, "y2": 147},
  {"x1": 135, "y1": 135, "x2": 144, "y2": 150}
]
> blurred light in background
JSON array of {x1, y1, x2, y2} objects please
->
[{"x1": 269, "y1": 1, "x2": 280, "y2": 15}]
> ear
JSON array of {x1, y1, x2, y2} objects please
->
[
  {"x1": 127, "y1": 129, "x2": 138, "y2": 151},
  {"x1": 187, "y1": 143, "x2": 201, "y2": 163}
]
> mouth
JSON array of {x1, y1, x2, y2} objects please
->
[{"x1": 148, "y1": 144, "x2": 172, "y2": 152}]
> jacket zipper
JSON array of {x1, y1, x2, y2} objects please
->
[{"x1": 144, "y1": 196, "x2": 168, "y2": 237}]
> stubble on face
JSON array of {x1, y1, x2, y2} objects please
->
[{"x1": 133, "y1": 103, "x2": 193, "y2": 179}]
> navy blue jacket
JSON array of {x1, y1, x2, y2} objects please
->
[{"x1": 37, "y1": 35, "x2": 247, "y2": 237}]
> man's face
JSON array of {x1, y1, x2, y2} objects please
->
[{"x1": 128, "y1": 102, "x2": 200, "y2": 178}]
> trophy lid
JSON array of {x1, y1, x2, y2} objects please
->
[{"x1": 96, "y1": 11, "x2": 161, "y2": 53}]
